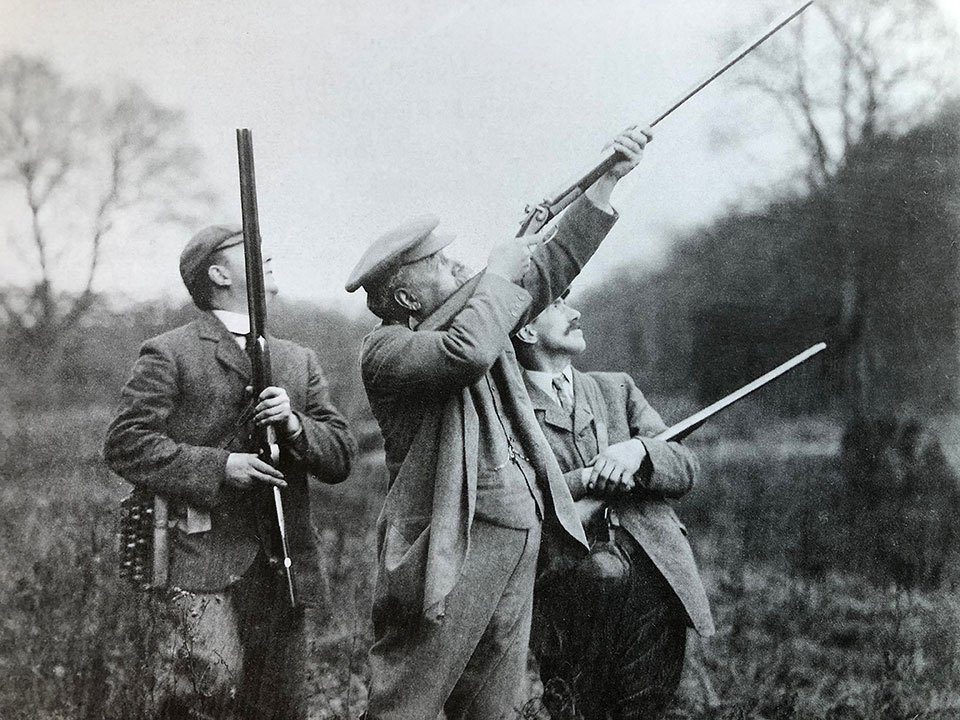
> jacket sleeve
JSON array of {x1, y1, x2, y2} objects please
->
[
  {"x1": 102, "y1": 338, "x2": 230, "y2": 509},
  {"x1": 621, "y1": 374, "x2": 700, "y2": 498},
  {"x1": 518, "y1": 195, "x2": 618, "y2": 322},
  {"x1": 361, "y1": 272, "x2": 531, "y2": 395},
  {"x1": 283, "y1": 348, "x2": 357, "y2": 483}
]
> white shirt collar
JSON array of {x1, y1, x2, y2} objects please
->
[
  {"x1": 212, "y1": 310, "x2": 250, "y2": 340},
  {"x1": 525, "y1": 364, "x2": 573, "y2": 405}
]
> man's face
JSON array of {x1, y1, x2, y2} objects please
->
[
  {"x1": 401, "y1": 250, "x2": 470, "y2": 316},
  {"x1": 214, "y1": 242, "x2": 279, "y2": 299},
  {"x1": 527, "y1": 296, "x2": 586, "y2": 357}
]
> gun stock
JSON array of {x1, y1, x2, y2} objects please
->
[{"x1": 237, "y1": 128, "x2": 297, "y2": 609}]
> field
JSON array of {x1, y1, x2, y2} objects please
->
[{"x1": 2, "y1": 406, "x2": 960, "y2": 719}]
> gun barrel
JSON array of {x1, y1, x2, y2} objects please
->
[
  {"x1": 237, "y1": 129, "x2": 269, "y2": 345},
  {"x1": 543, "y1": 1, "x2": 815, "y2": 220},
  {"x1": 236, "y1": 128, "x2": 297, "y2": 609},
  {"x1": 658, "y1": 342, "x2": 827, "y2": 442},
  {"x1": 649, "y1": 1, "x2": 814, "y2": 129}
]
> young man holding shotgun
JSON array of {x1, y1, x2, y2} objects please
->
[
  {"x1": 103, "y1": 226, "x2": 357, "y2": 720},
  {"x1": 346, "y1": 126, "x2": 650, "y2": 719},
  {"x1": 512, "y1": 293, "x2": 714, "y2": 720}
]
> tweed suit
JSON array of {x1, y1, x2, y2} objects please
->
[
  {"x1": 103, "y1": 311, "x2": 356, "y2": 719},
  {"x1": 524, "y1": 368, "x2": 713, "y2": 720},
  {"x1": 360, "y1": 197, "x2": 618, "y2": 720}
]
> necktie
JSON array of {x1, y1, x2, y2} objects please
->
[{"x1": 552, "y1": 375, "x2": 573, "y2": 414}]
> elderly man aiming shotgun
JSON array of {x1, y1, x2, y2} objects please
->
[{"x1": 346, "y1": 126, "x2": 651, "y2": 719}]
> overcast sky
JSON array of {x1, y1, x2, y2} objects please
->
[{"x1": 2, "y1": 0, "x2": 958, "y2": 314}]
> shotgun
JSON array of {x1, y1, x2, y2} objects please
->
[
  {"x1": 237, "y1": 128, "x2": 297, "y2": 608},
  {"x1": 658, "y1": 342, "x2": 826, "y2": 442},
  {"x1": 578, "y1": 342, "x2": 827, "y2": 514},
  {"x1": 419, "y1": 1, "x2": 814, "y2": 332}
]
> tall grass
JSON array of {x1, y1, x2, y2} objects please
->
[{"x1": 2, "y1": 408, "x2": 959, "y2": 718}]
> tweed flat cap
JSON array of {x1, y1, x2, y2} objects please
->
[
  {"x1": 179, "y1": 224, "x2": 244, "y2": 294},
  {"x1": 345, "y1": 215, "x2": 455, "y2": 293}
]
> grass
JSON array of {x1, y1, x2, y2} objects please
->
[{"x1": 2, "y1": 407, "x2": 960, "y2": 719}]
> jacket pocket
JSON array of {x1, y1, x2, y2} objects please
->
[
  {"x1": 389, "y1": 516, "x2": 431, "y2": 551},
  {"x1": 382, "y1": 516, "x2": 432, "y2": 612}
]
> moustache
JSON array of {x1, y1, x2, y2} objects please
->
[{"x1": 565, "y1": 319, "x2": 581, "y2": 334}]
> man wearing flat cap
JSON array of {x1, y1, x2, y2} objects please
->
[
  {"x1": 103, "y1": 225, "x2": 357, "y2": 720},
  {"x1": 347, "y1": 126, "x2": 652, "y2": 720}
]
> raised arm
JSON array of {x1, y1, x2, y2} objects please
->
[
  {"x1": 361, "y1": 272, "x2": 532, "y2": 395},
  {"x1": 519, "y1": 127, "x2": 651, "y2": 319}
]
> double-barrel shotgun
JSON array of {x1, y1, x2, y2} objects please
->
[
  {"x1": 418, "y1": 1, "x2": 814, "y2": 332},
  {"x1": 237, "y1": 129, "x2": 297, "y2": 609}
]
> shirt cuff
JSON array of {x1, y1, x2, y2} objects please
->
[{"x1": 282, "y1": 414, "x2": 305, "y2": 443}]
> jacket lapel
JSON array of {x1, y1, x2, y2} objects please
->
[
  {"x1": 198, "y1": 313, "x2": 251, "y2": 382},
  {"x1": 522, "y1": 371, "x2": 573, "y2": 433}
]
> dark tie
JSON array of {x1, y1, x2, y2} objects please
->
[{"x1": 552, "y1": 375, "x2": 573, "y2": 414}]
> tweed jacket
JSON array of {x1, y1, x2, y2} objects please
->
[
  {"x1": 524, "y1": 368, "x2": 715, "y2": 636},
  {"x1": 360, "y1": 197, "x2": 618, "y2": 623},
  {"x1": 103, "y1": 311, "x2": 357, "y2": 603}
]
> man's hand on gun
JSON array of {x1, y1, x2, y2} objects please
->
[
  {"x1": 585, "y1": 125, "x2": 653, "y2": 210},
  {"x1": 252, "y1": 386, "x2": 301, "y2": 437},
  {"x1": 224, "y1": 385, "x2": 300, "y2": 490},
  {"x1": 583, "y1": 438, "x2": 649, "y2": 494},
  {"x1": 486, "y1": 235, "x2": 542, "y2": 283},
  {"x1": 606, "y1": 125, "x2": 653, "y2": 179},
  {"x1": 225, "y1": 453, "x2": 286, "y2": 489},
  {"x1": 486, "y1": 125, "x2": 653, "y2": 284}
]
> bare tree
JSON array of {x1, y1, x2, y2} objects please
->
[
  {"x1": 0, "y1": 55, "x2": 213, "y2": 378},
  {"x1": 731, "y1": 0, "x2": 959, "y2": 191},
  {"x1": 725, "y1": 0, "x2": 960, "y2": 417}
]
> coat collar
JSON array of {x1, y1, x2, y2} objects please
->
[{"x1": 197, "y1": 311, "x2": 251, "y2": 380}]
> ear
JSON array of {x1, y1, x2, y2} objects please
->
[
  {"x1": 514, "y1": 324, "x2": 537, "y2": 345},
  {"x1": 394, "y1": 287, "x2": 421, "y2": 313},
  {"x1": 208, "y1": 263, "x2": 232, "y2": 288}
]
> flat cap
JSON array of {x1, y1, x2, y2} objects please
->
[
  {"x1": 179, "y1": 224, "x2": 244, "y2": 294},
  {"x1": 345, "y1": 215, "x2": 455, "y2": 293}
]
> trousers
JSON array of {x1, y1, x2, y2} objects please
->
[
  {"x1": 367, "y1": 519, "x2": 541, "y2": 720},
  {"x1": 149, "y1": 554, "x2": 309, "y2": 720},
  {"x1": 533, "y1": 529, "x2": 687, "y2": 720}
]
